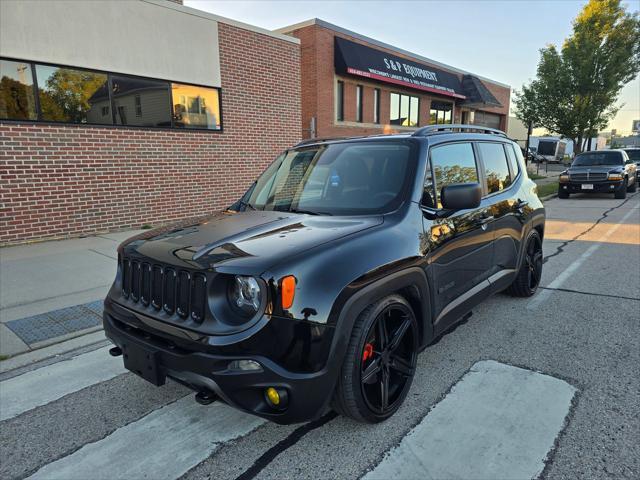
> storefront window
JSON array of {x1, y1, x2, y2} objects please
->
[
  {"x1": 111, "y1": 75, "x2": 171, "y2": 127},
  {"x1": 390, "y1": 92, "x2": 419, "y2": 126},
  {"x1": 429, "y1": 101, "x2": 453, "y2": 125},
  {"x1": 356, "y1": 85, "x2": 363, "y2": 122},
  {"x1": 171, "y1": 83, "x2": 221, "y2": 130},
  {"x1": 0, "y1": 59, "x2": 37, "y2": 120},
  {"x1": 373, "y1": 88, "x2": 380, "y2": 124},
  {"x1": 336, "y1": 81, "x2": 344, "y2": 121},
  {"x1": 36, "y1": 64, "x2": 110, "y2": 124}
]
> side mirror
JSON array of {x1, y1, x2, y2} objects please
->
[{"x1": 441, "y1": 183, "x2": 481, "y2": 211}]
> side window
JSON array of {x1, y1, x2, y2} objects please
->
[
  {"x1": 478, "y1": 142, "x2": 512, "y2": 194},
  {"x1": 427, "y1": 142, "x2": 479, "y2": 208},
  {"x1": 505, "y1": 144, "x2": 520, "y2": 178}
]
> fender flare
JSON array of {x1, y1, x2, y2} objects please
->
[{"x1": 326, "y1": 267, "x2": 433, "y2": 375}]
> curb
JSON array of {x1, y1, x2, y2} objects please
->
[{"x1": 540, "y1": 193, "x2": 558, "y2": 202}]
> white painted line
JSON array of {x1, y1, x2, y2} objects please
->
[
  {"x1": 528, "y1": 202, "x2": 640, "y2": 310},
  {"x1": 0, "y1": 346, "x2": 125, "y2": 421},
  {"x1": 28, "y1": 396, "x2": 265, "y2": 480},
  {"x1": 364, "y1": 360, "x2": 576, "y2": 480}
]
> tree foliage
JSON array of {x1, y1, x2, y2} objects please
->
[{"x1": 513, "y1": 0, "x2": 640, "y2": 153}]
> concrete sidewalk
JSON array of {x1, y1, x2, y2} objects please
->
[{"x1": 0, "y1": 230, "x2": 143, "y2": 358}]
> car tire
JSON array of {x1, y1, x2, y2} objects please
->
[
  {"x1": 615, "y1": 179, "x2": 627, "y2": 199},
  {"x1": 507, "y1": 230, "x2": 543, "y2": 297},
  {"x1": 558, "y1": 189, "x2": 569, "y2": 199},
  {"x1": 628, "y1": 177, "x2": 637, "y2": 192},
  {"x1": 332, "y1": 294, "x2": 418, "y2": 423}
]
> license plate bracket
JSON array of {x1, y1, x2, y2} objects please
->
[
  {"x1": 581, "y1": 184, "x2": 594, "y2": 190},
  {"x1": 122, "y1": 341, "x2": 165, "y2": 386}
]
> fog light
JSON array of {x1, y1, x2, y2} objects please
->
[
  {"x1": 264, "y1": 387, "x2": 288, "y2": 409},
  {"x1": 266, "y1": 387, "x2": 280, "y2": 406},
  {"x1": 227, "y1": 359, "x2": 262, "y2": 372}
]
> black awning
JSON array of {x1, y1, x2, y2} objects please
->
[
  {"x1": 460, "y1": 75, "x2": 502, "y2": 108},
  {"x1": 334, "y1": 37, "x2": 466, "y2": 100}
]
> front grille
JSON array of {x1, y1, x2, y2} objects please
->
[
  {"x1": 121, "y1": 257, "x2": 207, "y2": 323},
  {"x1": 570, "y1": 172, "x2": 607, "y2": 182}
]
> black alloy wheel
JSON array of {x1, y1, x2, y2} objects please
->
[
  {"x1": 333, "y1": 294, "x2": 418, "y2": 423},
  {"x1": 360, "y1": 304, "x2": 417, "y2": 415},
  {"x1": 507, "y1": 230, "x2": 543, "y2": 297}
]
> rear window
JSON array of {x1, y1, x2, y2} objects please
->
[{"x1": 572, "y1": 151, "x2": 623, "y2": 167}]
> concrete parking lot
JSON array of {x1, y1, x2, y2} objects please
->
[{"x1": 1, "y1": 192, "x2": 638, "y2": 480}]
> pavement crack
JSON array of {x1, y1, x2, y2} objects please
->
[
  {"x1": 88, "y1": 248, "x2": 118, "y2": 260},
  {"x1": 233, "y1": 411, "x2": 338, "y2": 480},
  {"x1": 539, "y1": 286, "x2": 640, "y2": 302},
  {"x1": 543, "y1": 192, "x2": 638, "y2": 264}
]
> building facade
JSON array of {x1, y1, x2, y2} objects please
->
[
  {"x1": 278, "y1": 19, "x2": 510, "y2": 140},
  {"x1": 0, "y1": 0, "x2": 301, "y2": 245}
]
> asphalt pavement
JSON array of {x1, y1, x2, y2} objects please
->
[{"x1": 1, "y1": 192, "x2": 638, "y2": 480}]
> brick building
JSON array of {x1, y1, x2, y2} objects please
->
[
  {"x1": 277, "y1": 19, "x2": 510, "y2": 140},
  {"x1": 0, "y1": 0, "x2": 301, "y2": 245}
]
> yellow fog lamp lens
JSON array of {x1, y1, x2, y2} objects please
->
[
  {"x1": 608, "y1": 173, "x2": 623, "y2": 181},
  {"x1": 265, "y1": 387, "x2": 280, "y2": 406},
  {"x1": 559, "y1": 174, "x2": 570, "y2": 182}
]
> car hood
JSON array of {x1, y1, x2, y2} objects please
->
[{"x1": 120, "y1": 210, "x2": 383, "y2": 274}]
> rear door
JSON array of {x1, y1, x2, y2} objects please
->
[
  {"x1": 475, "y1": 141, "x2": 524, "y2": 289},
  {"x1": 421, "y1": 141, "x2": 495, "y2": 330}
]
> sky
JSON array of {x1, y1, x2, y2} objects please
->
[{"x1": 185, "y1": 0, "x2": 640, "y2": 135}]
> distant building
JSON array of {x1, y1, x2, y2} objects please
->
[
  {"x1": 611, "y1": 135, "x2": 640, "y2": 148},
  {"x1": 506, "y1": 116, "x2": 529, "y2": 148}
]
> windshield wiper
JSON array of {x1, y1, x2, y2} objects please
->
[
  {"x1": 238, "y1": 200, "x2": 256, "y2": 211},
  {"x1": 289, "y1": 208, "x2": 332, "y2": 216}
]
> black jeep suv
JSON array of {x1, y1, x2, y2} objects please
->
[
  {"x1": 558, "y1": 150, "x2": 637, "y2": 199},
  {"x1": 104, "y1": 125, "x2": 545, "y2": 424}
]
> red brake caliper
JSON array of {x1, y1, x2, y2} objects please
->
[{"x1": 362, "y1": 343, "x2": 374, "y2": 362}]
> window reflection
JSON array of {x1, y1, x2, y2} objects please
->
[
  {"x1": 390, "y1": 92, "x2": 419, "y2": 126},
  {"x1": 35, "y1": 65, "x2": 110, "y2": 124},
  {"x1": 478, "y1": 142, "x2": 512, "y2": 193},
  {"x1": 171, "y1": 83, "x2": 221, "y2": 130},
  {"x1": 0, "y1": 60, "x2": 37, "y2": 120},
  {"x1": 429, "y1": 101, "x2": 453, "y2": 125},
  {"x1": 111, "y1": 75, "x2": 171, "y2": 127},
  {"x1": 431, "y1": 142, "x2": 478, "y2": 208}
]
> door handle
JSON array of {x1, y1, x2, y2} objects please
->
[{"x1": 476, "y1": 215, "x2": 494, "y2": 225}]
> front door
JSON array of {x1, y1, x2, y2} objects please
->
[{"x1": 421, "y1": 142, "x2": 494, "y2": 331}]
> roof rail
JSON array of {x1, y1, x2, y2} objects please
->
[
  {"x1": 412, "y1": 124, "x2": 507, "y2": 137},
  {"x1": 295, "y1": 136, "x2": 352, "y2": 147}
]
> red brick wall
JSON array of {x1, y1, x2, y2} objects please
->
[
  {"x1": 0, "y1": 23, "x2": 300, "y2": 245},
  {"x1": 287, "y1": 24, "x2": 510, "y2": 138}
]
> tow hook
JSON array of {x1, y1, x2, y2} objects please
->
[{"x1": 109, "y1": 346, "x2": 123, "y2": 357}]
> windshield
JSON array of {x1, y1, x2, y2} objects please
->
[
  {"x1": 625, "y1": 149, "x2": 640, "y2": 162},
  {"x1": 572, "y1": 152, "x2": 623, "y2": 167},
  {"x1": 242, "y1": 140, "x2": 415, "y2": 216}
]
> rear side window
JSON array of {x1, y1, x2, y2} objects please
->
[
  {"x1": 505, "y1": 144, "x2": 520, "y2": 178},
  {"x1": 478, "y1": 142, "x2": 512, "y2": 194},
  {"x1": 427, "y1": 142, "x2": 478, "y2": 208}
]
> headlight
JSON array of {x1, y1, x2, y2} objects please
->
[
  {"x1": 228, "y1": 275, "x2": 262, "y2": 316},
  {"x1": 559, "y1": 174, "x2": 570, "y2": 182},
  {"x1": 608, "y1": 172, "x2": 623, "y2": 181}
]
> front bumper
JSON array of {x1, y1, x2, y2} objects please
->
[
  {"x1": 560, "y1": 180, "x2": 622, "y2": 194},
  {"x1": 103, "y1": 298, "x2": 338, "y2": 424}
]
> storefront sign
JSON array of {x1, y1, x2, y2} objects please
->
[{"x1": 334, "y1": 37, "x2": 465, "y2": 99}]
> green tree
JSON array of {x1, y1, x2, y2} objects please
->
[
  {"x1": 514, "y1": 0, "x2": 640, "y2": 153},
  {"x1": 39, "y1": 69, "x2": 107, "y2": 122}
]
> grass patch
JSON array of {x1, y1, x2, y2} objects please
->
[
  {"x1": 0, "y1": 354, "x2": 10, "y2": 361},
  {"x1": 141, "y1": 224, "x2": 153, "y2": 230},
  {"x1": 535, "y1": 181, "x2": 559, "y2": 199},
  {"x1": 528, "y1": 173, "x2": 546, "y2": 180}
]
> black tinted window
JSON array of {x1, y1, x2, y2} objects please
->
[
  {"x1": 429, "y1": 143, "x2": 478, "y2": 208},
  {"x1": 111, "y1": 75, "x2": 171, "y2": 127},
  {"x1": 0, "y1": 59, "x2": 37, "y2": 120},
  {"x1": 572, "y1": 152, "x2": 623, "y2": 166},
  {"x1": 478, "y1": 142, "x2": 512, "y2": 194},
  {"x1": 623, "y1": 150, "x2": 640, "y2": 161},
  {"x1": 35, "y1": 64, "x2": 110, "y2": 124}
]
